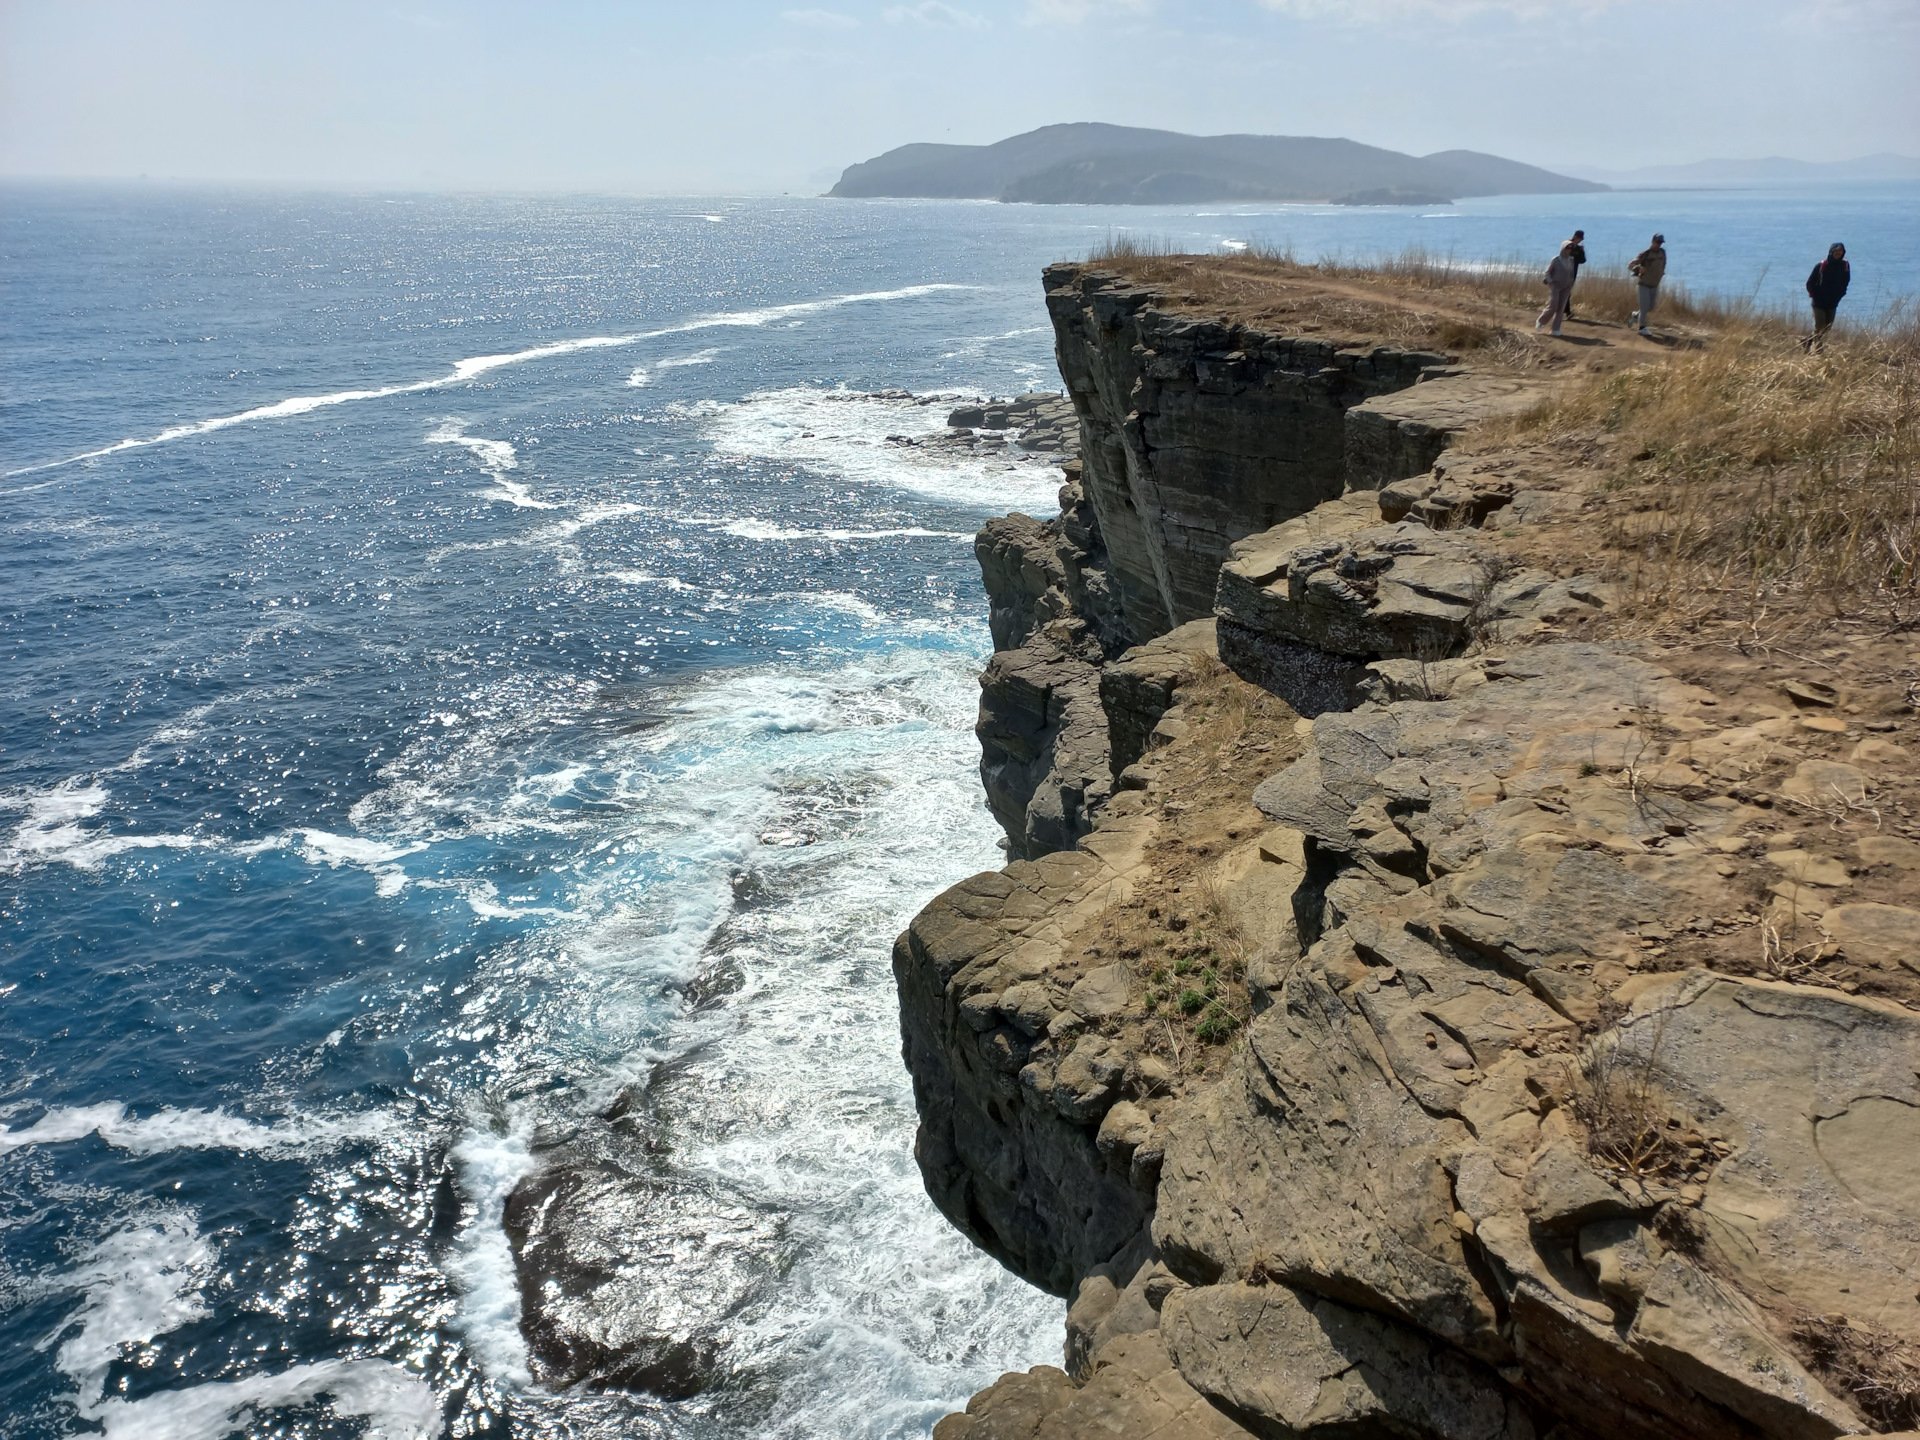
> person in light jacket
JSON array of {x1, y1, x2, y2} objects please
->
[
  {"x1": 1803, "y1": 242, "x2": 1850, "y2": 352},
  {"x1": 1629, "y1": 233, "x2": 1667, "y2": 336},
  {"x1": 1564, "y1": 229, "x2": 1588, "y2": 320},
  {"x1": 1536, "y1": 242, "x2": 1579, "y2": 336}
]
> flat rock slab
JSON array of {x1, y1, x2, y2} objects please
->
[
  {"x1": 1345, "y1": 373, "x2": 1552, "y2": 492},
  {"x1": 1218, "y1": 506, "x2": 1606, "y2": 662}
]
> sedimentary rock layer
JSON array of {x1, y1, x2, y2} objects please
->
[{"x1": 899, "y1": 267, "x2": 1919, "y2": 1439}]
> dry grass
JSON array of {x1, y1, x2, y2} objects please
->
[
  {"x1": 1501, "y1": 320, "x2": 1920, "y2": 636},
  {"x1": 1085, "y1": 239, "x2": 1765, "y2": 337},
  {"x1": 1568, "y1": 1012, "x2": 1705, "y2": 1183},
  {"x1": 1788, "y1": 1311, "x2": 1920, "y2": 1431},
  {"x1": 1308, "y1": 245, "x2": 1759, "y2": 330}
]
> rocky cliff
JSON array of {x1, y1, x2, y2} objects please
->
[{"x1": 898, "y1": 262, "x2": 1920, "y2": 1439}]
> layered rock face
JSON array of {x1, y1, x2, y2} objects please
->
[
  {"x1": 979, "y1": 266, "x2": 1493, "y2": 859},
  {"x1": 901, "y1": 268, "x2": 1920, "y2": 1440}
]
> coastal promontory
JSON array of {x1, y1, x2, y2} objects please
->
[{"x1": 899, "y1": 255, "x2": 1920, "y2": 1438}]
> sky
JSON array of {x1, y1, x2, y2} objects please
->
[{"x1": 2, "y1": 0, "x2": 1915, "y2": 193}]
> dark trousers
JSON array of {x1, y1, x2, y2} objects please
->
[{"x1": 1807, "y1": 305, "x2": 1836, "y2": 350}]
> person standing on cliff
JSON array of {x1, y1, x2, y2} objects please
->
[
  {"x1": 1803, "y1": 242, "x2": 1850, "y2": 352},
  {"x1": 1629, "y1": 233, "x2": 1667, "y2": 336},
  {"x1": 1536, "y1": 241, "x2": 1579, "y2": 337},
  {"x1": 1563, "y1": 230, "x2": 1588, "y2": 320}
]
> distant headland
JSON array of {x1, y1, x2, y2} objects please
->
[{"x1": 827, "y1": 123, "x2": 1606, "y2": 206}]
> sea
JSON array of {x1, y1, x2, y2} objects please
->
[{"x1": 3, "y1": 181, "x2": 1916, "y2": 1440}]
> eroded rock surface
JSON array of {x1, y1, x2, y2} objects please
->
[{"x1": 905, "y1": 268, "x2": 1919, "y2": 1440}]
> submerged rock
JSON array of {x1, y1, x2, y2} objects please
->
[{"x1": 503, "y1": 1158, "x2": 778, "y2": 1397}]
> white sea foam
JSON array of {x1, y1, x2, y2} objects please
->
[
  {"x1": 425, "y1": 421, "x2": 517, "y2": 474},
  {"x1": 290, "y1": 827, "x2": 428, "y2": 895},
  {"x1": 0, "y1": 1101, "x2": 398, "y2": 1157},
  {"x1": 446, "y1": 1117, "x2": 537, "y2": 1388},
  {"x1": 624, "y1": 348, "x2": 721, "y2": 393},
  {"x1": 0, "y1": 778, "x2": 211, "y2": 873},
  {"x1": 593, "y1": 647, "x2": 1062, "y2": 1430},
  {"x1": 92, "y1": 1360, "x2": 443, "y2": 1440},
  {"x1": 700, "y1": 386, "x2": 1063, "y2": 510},
  {"x1": 601, "y1": 568, "x2": 696, "y2": 590},
  {"x1": 708, "y1": 518, "x2": 972, "y2": 543},
  {"x1": 44, "y1": 1211, "x2": 215, "y2": 1403},
  {"x1": 43, "y1": 1210, "x2": 440, "y2": 1436},
  {"x1": 426, "y1": 421, "x2": 558, "y2": 509},
  {"x1": 5, "y1": 284, "x2": 976, "y2": 480}
]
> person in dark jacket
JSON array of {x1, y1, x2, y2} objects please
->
[
  {"x1": 1563, "y1": 230, "x2": 1587, "y2": 320},
  {"x1": 1804, "y1": 242, "x2": 1850, "y2": 351},
  {"x1": 1629, "y1": 233, "x2": 1667, "y2": 336}
]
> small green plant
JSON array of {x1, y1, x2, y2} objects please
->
[
  {"x1": 1196, "y1": 1004, "x2": 1241, "y2": 1044},
  {"x1": 1177, "y1": 988, "x2": 1208, "y2": 1016}
]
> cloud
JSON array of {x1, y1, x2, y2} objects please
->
[
  {"x1": 1256, "y1": 0, "x2": 1625, "y2": 18},
  {"x1": 1023, "y1": 0, "x2": 1154, "y2": 21},
  {"x1": 883, "y1": 1, "x2": 988, "y2": 26},
  {"x1": 780, "y1": 7, "x2": 860, "y2": 26}
]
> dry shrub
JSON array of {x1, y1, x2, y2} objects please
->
[
  {"x1": 1510, "y1": 320, "x2": 1920, "y2": 634},
  {"x1": 1788, "y1": 1311, "x2": 1920, "y2": 1430},
  {"x1": 1569, "y1": 1017, "x2": 1696, "y2": 1182}
]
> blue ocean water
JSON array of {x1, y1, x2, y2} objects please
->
[{"x1": 2, "y1": 183, "x2": 1915, "y2": 1440}]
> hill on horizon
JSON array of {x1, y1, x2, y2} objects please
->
[{"x1": 827, "y1": 123, "x2": 1605, "y2": 206}]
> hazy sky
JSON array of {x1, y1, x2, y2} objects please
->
[{"x1": 2, "y1": 0, "x2": 1915, "y2": 192}]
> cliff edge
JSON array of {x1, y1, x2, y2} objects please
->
[{"x1": 898, "y1": 259, "x2": 1920, "y2": 1439}]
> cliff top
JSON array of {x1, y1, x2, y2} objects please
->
[{"x1": 1056, "y1": 250, "x2": 1729, "y2": 376}]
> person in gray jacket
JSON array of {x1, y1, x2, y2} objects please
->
[
  {"x1": 1536, "y1": 242, "x2": 1579, "y2": 337},
  {"x1": 1629, "y1": 233, "x2": 1667, "y2": 336}
]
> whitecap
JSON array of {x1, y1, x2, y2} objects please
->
[
  {"x1": 706, "y1": 519, "x2": 972, "y2": 543},
  {"x1": 425, "y1": 420, "x2": 517, "y2": 475},
  {"x1": 601, "y1": 569, "x2": 696, "y2": 590},
  {"x1": 5, "y1": 284, "x2": 978, "y2": 480},
  {"x1": 0, "y1": 1101, "x2": 398, "y2": 1157},
  {"x1": 426, "y1": 421, "x2": 558, "y2": 510}
]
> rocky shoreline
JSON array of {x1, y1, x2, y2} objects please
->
[{"x1": 897, "y1": 264, "x2": 1920, "y2": 1439}]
